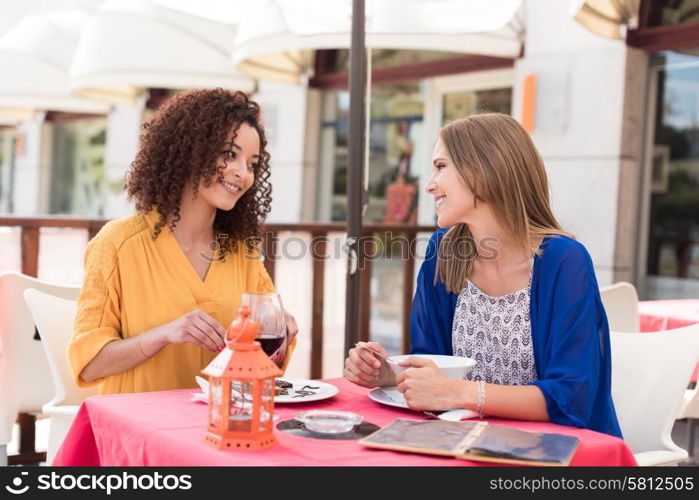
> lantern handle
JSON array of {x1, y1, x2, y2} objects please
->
[{"x1": 226, "y1": 304, "x2": 260, "y2": 345}]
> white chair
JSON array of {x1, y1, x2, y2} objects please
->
[
  {"x1": 601, "y1": 281, "x2": 699, "y2": 458},
  {"x1": 23, "y1": 288, "x2": 99, "y2": 464},
  {"x1": 677, "y1": 386, "x2": 698, "y2": 459},
  {"x1": 610, "y1": 325, "x2": 699, "y2": 466},
  {"x1": 0, "y1": 271, "x2": 81, "y2": 466},
  {"x1": 600, "y1": 281, "x2": 640, "y2": 332}
]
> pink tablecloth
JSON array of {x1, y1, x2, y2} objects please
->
[
  {"x1": 639, "y1": 299, "x2": 699, "y2": 382},
  {"x1": 53, "y1": 378, "x2": 636, "y2": 467}
]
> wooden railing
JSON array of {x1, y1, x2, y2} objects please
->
[{"x1": 0, "y1": 216, "x2": 435, "y2": 379}]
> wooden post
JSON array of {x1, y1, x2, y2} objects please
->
[
  {"x1": 8, "y1": 413, "x2": 46, "y2": 465},
  {"x1": 358, "y1": 231, "x2": 374, "y2": 343},
  {"x1": 87, "y1": 223, "x2": 103, "y2": 241},
  {"x1": 344, "y1": 0, "x2": 367, "y2": 356},
  {"x1": 21, "y1": 226, "x2": 39, "y2": 277},
  {"x1": 402, "y1": 232, "x2": 416, "y2": 354},
  {"x1": 17, "y1": 227, "x2": 43, "y2": 464},
  {"x1": 310, "y1": 232, "x2": 327, "y2": 379}
]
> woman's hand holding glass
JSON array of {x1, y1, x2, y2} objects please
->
[
  {"x1": 275, "y1": 310, "x2": 298, "y2": 367},
  {"x1": 241, "y1": 293, "x2": 296, "y2": 368}
]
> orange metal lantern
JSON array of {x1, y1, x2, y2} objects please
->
[{"x1": 202, "y1": 305, "x2": 283, "y2": 451}]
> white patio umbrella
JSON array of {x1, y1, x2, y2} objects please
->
[
  {"x1": 231, "y1": 0, "x2": 524, "y2": 84},
  {"x1": 224, "y1": 0, "x2": 524, "y2": 354},
  {"x1": 143, "y1": 0, "x2": 245, "y2": 25},
  {"x1": 0, "y1": 9, "x2": 110, "y2": 114},
  {"x1": 0, "y1": 108, "x2": 36, "y2": 126},
  {"x1": 225, "y1": 0, "x2": 524, "y2": 353},
  {"x1": 571, "y1": 0, "x2": 640, "y2": 40},
  {"x1": 69, "y1": 0, "x2": 255, "y2": 104}
]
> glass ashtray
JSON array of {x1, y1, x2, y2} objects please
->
[{"x1": 294, "y1": 410, "x2": 364, "y2": 434}]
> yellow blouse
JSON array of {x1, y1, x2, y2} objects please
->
[{"x1": 68, "y1": 210, "x2": 290, "y2": 395}]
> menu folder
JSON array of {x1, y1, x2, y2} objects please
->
[{"x1": 359, "y1": 419, "x2": 580, "y2": 466}]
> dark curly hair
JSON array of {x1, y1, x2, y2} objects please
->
[{"x1": 125, "y1": 88, "x2": 272, "y2": 254}]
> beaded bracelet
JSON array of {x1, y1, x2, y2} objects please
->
[{"x1": 476, "y1": 380, "x2": 486, "y2": 418}]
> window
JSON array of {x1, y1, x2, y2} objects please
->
[
  {"x1": 0, "y1": 130, "x2": 15, "y2": 213},
  {"x1": 442, "y1": 87, "x2": 512, "y2": 125},
  {"x1": 318, "y1": 82, "x2": 424, "y2": 223},
  {"x1": 643, "y1": 0, "x2": 699, "y2": 29},
  {"x1": 645, "y1": 51, "x2": 699, "y2": 297},
  {"x1": 49, "y1": 118, "x2": 108, "y2": 216}
]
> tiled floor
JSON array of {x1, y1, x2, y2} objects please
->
[{"x1": 6, "y1": 415, "x2": 697, "y2": 466}]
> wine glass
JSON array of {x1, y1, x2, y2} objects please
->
[{"x1": 240, "y1": 292, "x2": 287, "y2": 366}]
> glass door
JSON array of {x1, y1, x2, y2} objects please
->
[
  {"x1": 49, "y1": 118, "x2": 107, "y2": 216},
  {"x1": 641, "y1": 51, "x2": 699, "y2": 299}
]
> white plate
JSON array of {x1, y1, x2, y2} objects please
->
[
  {"x1": 368, "y1": 387, "x2": 479, "y2": 421},
  {"x1": 274, "y1": 378, "x2": 339, "y2": 403},
  {"x1": 368, "y1": 386, "x2": 409, "y2": 409},
  {"x1": 190, "y1": 378, "x2": 339, "y2": 404}
]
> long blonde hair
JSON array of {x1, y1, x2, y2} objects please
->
[{"x1": 436, "y1": 113, "x2": 572, "y2": 293}]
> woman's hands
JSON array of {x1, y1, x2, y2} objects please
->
[
  {"x1": 343, "y1": 341, "x2": 392, "y2": 388},
  {"x1": 80, "y1": 309, "x2": 226, "y2": 383},
  {"x1": 284, "y1": 311, "x2": 299, "y2": 345},
  {"x1": 156, "y1": 308, "x2": 297, "y2": 361},
  {"x1": 155, "y1": 309, "x2": 227, "y2": 354},
  {"x1": 395, "y1": 356, "x2": 470, "y2": 411},
  {"x1": 269, "y1": 311, "x2": 299, "y2": 367}
]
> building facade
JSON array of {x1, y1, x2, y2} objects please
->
[{"x1": 1, "y1": 0, "x2": 699, "y2": 374}]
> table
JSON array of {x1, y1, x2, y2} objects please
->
[
  {"x1": 639, "y1": 299, "x2": 699, "y2": 383},
  {"x1": 639, "y1": 299, "x2": 699, "y2": 332},
  {"x1": 53, "y1": 378, "x2": 637, "y2": 467}
]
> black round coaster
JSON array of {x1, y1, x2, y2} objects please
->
[{"x1": 276, "y1": 418, "x2": 380, "y2": 440}]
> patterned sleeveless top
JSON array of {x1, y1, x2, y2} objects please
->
[{"x1": 451, "y1": 266, "x2": 537, "y2": 385}]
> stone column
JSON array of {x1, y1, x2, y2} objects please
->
[
  {"x1": 12, "y1": 112, "x2": 45, "y2": 214},
  {"x1": 104, "y1": 96, "x2": 146, "y2": 218},
  {"x1": 513, "y1": 0, "x2": 647, "y2": 286},
  {"x1": 255, "y1": 81, "x2": 308, "y2": 223}
]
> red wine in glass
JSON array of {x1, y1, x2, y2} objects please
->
[
  {"x1": 256, "y1": 334, "x2": 285, "y2": 357},
  {"x1": 241, "y1": 292, "x2": 287, "y2": 365}
]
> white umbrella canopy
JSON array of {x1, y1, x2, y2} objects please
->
[
  {"x1": 571, "y1": 0, "x2": 640, "y2": 39},
  {"x1": 0, "y1": 9, "x2": 110, "y2": 114},
  {"x1": 69, "y1": 0, "x2": 255, "y2": 104},
  {"x1": 0, "y1": 0, "x2": 102, "y2": 39},
  {"x1": 0, "y1": 108, "x2": 36, "y2": 126},
  {"x1": 223, "y1": 0, "x2": 524, "y2": 350},
  {"x1": 143, "y1": 0, "x2": 245, "y2": 25},
  {"x1": 230, "y1": 0, "x2": 524, "y2": 84}
]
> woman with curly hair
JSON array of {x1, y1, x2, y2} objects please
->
[{"x1": 68, "y1": 88, "x2": 297, "y2": 395}]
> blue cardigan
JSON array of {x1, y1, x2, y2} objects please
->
[{"x1": 410, "y1": 229, "x2": 622, "y2": 438}]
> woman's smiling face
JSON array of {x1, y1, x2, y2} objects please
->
[
  {"x1": 197, "y1": 122, "x2": 259, "y2": 212},
  {"x1": 425, "y1": 138, "x2": 477, "y2": 228}
]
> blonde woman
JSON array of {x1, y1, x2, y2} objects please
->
[{"x1": 344, "y1": 114, "x2": 621, "y2": 437}]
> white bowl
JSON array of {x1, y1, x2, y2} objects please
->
[{"x1": 386, "y1": 354, "x2": 476, "y2": 380}]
